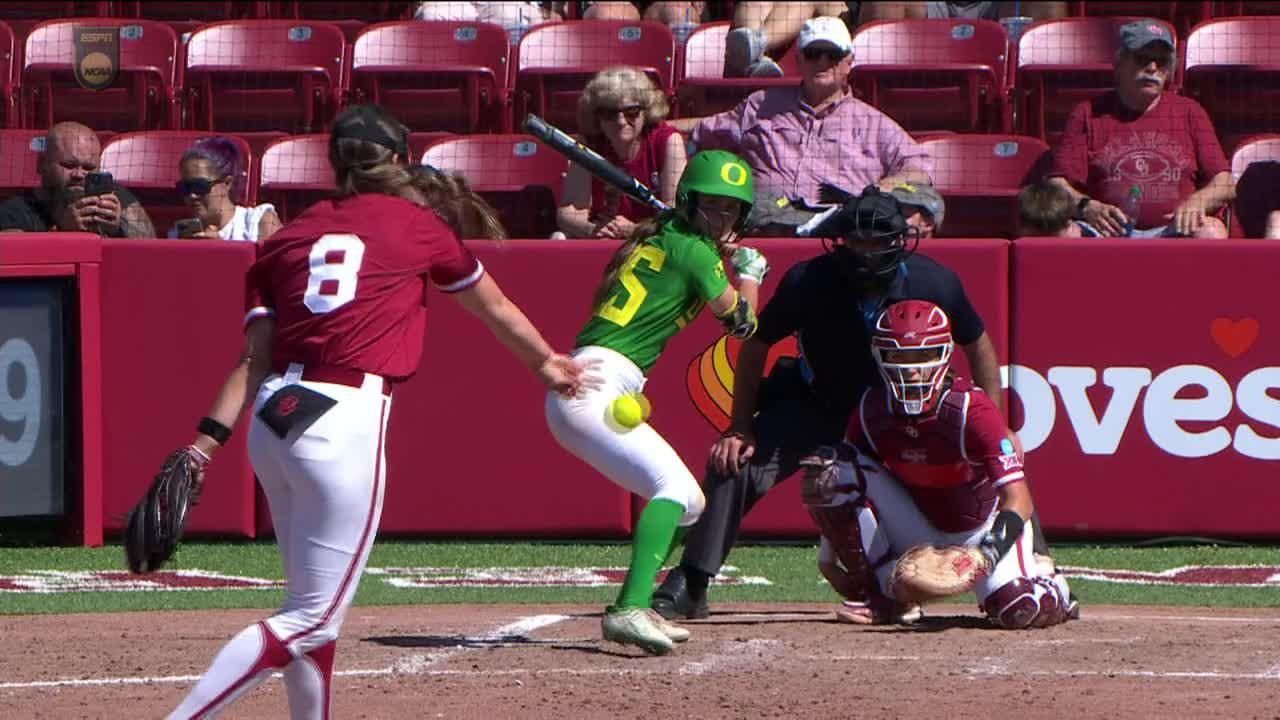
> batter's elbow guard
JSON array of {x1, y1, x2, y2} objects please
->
[{"x1": 716, "y1": 292, "x2": 757, "y2": 339}]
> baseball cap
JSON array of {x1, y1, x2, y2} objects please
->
[
  {"x1": 798, "y1": 16, "x2": 852, "y2": 55},
  {"x1": 889, "y1": 183, "x2": 945, "y2": 232},
  {"x1": 1118, "y1": 19, "x2": 1175, "y2": 56},
  {"x1": 331, "y1": 104, "x2": 410, "y2": 158}
]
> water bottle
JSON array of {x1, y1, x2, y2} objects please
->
[{"x1": 1121, "y1": 185, "x2": 1141, "y2": 236}]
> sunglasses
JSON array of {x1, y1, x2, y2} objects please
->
[
  {"x1": 176, "y1": 176, "x2": 225, "y2": 196},
  {"x1": 595, "y1": 105, "x2": 644, "y2": 122},
  {"x1": 802, "y1": 46, "x2": 848, "y2": 63}
]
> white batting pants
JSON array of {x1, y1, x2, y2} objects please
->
[
  {"x1": 169, "y1": 369, "x2": 391, "y2": 719},
  {"x1": 851, "y1": 452, "x2": 1069, "y2": 604},
  {"x1": 545, "y1": 346, "x2": 705, "y2": 525}
]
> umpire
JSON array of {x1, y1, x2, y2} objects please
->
[{"x1": 654, "y1": 186, "x2": 1032, "y2": 619}]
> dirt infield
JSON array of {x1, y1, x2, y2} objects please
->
[{"x1": 2, "y1": 603, "x2": 1278, "y2": 719}]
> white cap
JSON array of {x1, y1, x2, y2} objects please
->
[{"x1": 798, "y1": 16, "x2": 852, "y2": 55}]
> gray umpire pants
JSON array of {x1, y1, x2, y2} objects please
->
[{"x1": 677, "y1": 360, "x2": 1050, "y2": 579}]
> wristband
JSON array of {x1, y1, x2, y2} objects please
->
[
  {"x1": 197, "y1": 417, "x2": 232, "y2": 446},
  {"x1": 979, "y1": 510, "x2": 1025, "y2": 566}
]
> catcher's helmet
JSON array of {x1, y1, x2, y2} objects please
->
[
  {"x1": 871, "y1": 300, "x2": 954, "y2": 416},
  {"x1": 809, "y1": 185, "x2": 917, "y2": 286},
  {"x1": 676, "y1": 150, "x2": 754, "y2": 234}
]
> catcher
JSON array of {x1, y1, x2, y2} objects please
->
[{"x1": 805, "y1": 299, "x2": 1078, "y2": 629}]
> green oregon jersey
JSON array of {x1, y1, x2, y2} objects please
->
[{"x1": 576, "y1": 217, "x2": 730, "y2": 373}]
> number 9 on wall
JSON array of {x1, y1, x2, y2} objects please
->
[{"x1": 0, "y1": 337, "x2": 40, "y2": 468}]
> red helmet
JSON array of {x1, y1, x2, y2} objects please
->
[{"x1": 871, "y1": 300, "x2": 954, "y2": 416}]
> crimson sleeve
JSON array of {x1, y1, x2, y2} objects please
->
[
  {"x1": 1049, "y1": 101, "x2": 1090, "y2": 188},
  {"x1": 963, "y1": 392, "x2": 1025, "y2": 487},
  {"x1": 418, "y1": 214, "x2": 484, "y2": 293}
]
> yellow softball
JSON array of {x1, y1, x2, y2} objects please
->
[{"x1": 611, "y1": 392, "x2": 652, "y2": 429}]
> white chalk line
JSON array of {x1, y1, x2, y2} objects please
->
[
  {"x1": 0, "y1": 614, "x2": 569, "y2": 692},
  {"x1": 677, "y1": 638, "x2": 780, "y2": 676}
]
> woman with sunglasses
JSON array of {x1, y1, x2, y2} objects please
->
[
  {"x1": 546, "y1": 150, "x2": 769, "y2": 655},
  {"x1": 170, "y1": 136, "x2": 282, "y2": 242},
  {"x1": 556, "y1": 66, "x2": 687, "y2": 239}
]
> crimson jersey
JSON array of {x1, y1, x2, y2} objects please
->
[
  {"x1": 244, "y1": 194, "x2": 483, "y2": 381},
  {"x1": 847, "y1": 377, "x2": 1024, "y2": 533}
]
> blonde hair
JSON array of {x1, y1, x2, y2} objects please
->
[
  {"x1": 410, "y1": 167, "x2": 508, "y2": 241},
  {"x1": 576, "y1": 66, "x2": 670, "y2": 140}
]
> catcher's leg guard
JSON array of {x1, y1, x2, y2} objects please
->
[
  {"x1": 981, "y1": 575, "x2": 1077, "y2": 629},
  {"x1": 803, "y1": 447, "x2": 876, "y2": 601}
]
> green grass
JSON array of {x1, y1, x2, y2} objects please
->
[{"x1": 0, "y1": 541, "x2": 1276, "y2": 615}]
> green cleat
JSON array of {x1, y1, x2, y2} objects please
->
[
  {"x1": 602, "y1": 607, "x2": 675, "y2": 655},
  {"x1": 646, "y1": 609, "x2": 691, "y2": 643}
]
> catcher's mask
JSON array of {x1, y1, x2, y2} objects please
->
[
  {"x1": 871, "y1": 300, "x2": 954, "y2": 416},
  {"x1": 811, "y1": 186, "x2": 918, "y2": 289}
]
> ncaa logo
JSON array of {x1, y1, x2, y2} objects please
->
[{"x1": 720, "y1": 162, "x2": 749, "y2": 186}]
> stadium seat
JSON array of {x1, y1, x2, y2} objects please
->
[
  {"x1": 850, "y1": 19, "x2": 1011, "y2": 134},
  {"x1": 1229, "y1": 134, "x2": 1280, "y2": 238},
  {"x1": 1015, "y1": 16, "x2": 1173, "y2": 144},
  {"x1": 919, "y1": 134, "x2": 1051, "y2": 238},
  {"x1": 1071, "y1": 1, "x2": 1210, "y2": 35},
  {"x1": 22, "y1": 19, "x2": 179, "y2": 131},
  {"x1": 1182, "y1": 17, "x2": 1280, "y2": 153},
  {"x1": 0, "y1": 21, "x2": 14, "y2": 128},
  {"x1": 676, "y1": 21, "x2": 796, "y2": 118},
  {"x1": 100, "y1": 131, "x2": 255, "y2": 234},
  {"x1": 279, "y1": 1, "x2": 411, "y2": 40},
  {"x1": 409, "y1": 131, "x2": 453, "y2": 162},
  {"x1": 183, "y1": 20, "x2": 346, "y2": 134},
  {"x1": 114, "y1": 1, "x2": 264, "y2": 37},
  {"x1": 350, "y1": 21, "x2": 512, "y2": 133},
  {"x1": 423, "y1": 134, "x2": 568, "y2": 238},
  {"x1": 0, "y1": 129, "x2": 46, "y2": 196},
  {"x1": 257, "y1": 134, "x2": 332, "y2": 223},
  {"x1": 0, "y1": 2, "x2": 110, "y2": 21},
  {"x1": 1215, "y1": 1, "x2": 1280, "y2": 14},
  {"x1": 515, "y1": 20, "x2": 675, "y2": 134}
]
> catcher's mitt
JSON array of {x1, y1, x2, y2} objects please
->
[
  {"x1": 124, "y1": 446, "x2": 207, "y2": 574},
  {"x1": 888, "y1": 544, "x2": 991, "y2": 604}
]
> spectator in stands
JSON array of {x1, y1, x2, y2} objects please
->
[
  {"x1": 673, "y1": 17, "x2": 932, "y2": 235},
  {"x1": 0, "y1": 121, "x2": 155, "y2": 237},
  {"x1": 169, "y1": 137, "x2": 281, "y2": 243},
  {"x1": 1268, "y1": 211, "x2": 1280, "y2": 240},
  {"x1": 414, "y1": 2, "x2": 561, "y2": 25},
  {"x1": 1018, "y1": 180, "x2": 1081, "y2": 237},
  {"x1": 557, "y1": 66, "x2": 687, "y2": 239},
  {"x1": 889, "y1": 182, "x2": 944, "y2": 239},
  {"x1": 723, "y1": 2, "x2": 852, "y2": 77},
  {"x1": 1048, "y1": 21, "x2": 1235, "y2": 239}
]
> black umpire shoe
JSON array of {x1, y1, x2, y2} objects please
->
[{"x1": 652, "y1": 566, "x2": 710, "y2": 620}]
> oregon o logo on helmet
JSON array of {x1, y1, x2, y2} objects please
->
[{"x1": 720, "y1": 162, "x2": 748, "y2": 186}]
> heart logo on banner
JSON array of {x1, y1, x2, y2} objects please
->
[{"x1": 1209, "y1": 318, "x2": 1260, "y2": 358}]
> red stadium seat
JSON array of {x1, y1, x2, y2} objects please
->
[
  {"x1": 409, "y1": 131, "x2": 453, "y2": 162},
  {"x1": 1215, "y1": 1, "x2": 1280, "y2": 15},
  {"x1": 676, "y1": 21, "x2": 795, "y2": 118},
  {"x1": 0, "y1": 21, "x2": 14, "y2": 128},
  {"x1": 22, "y1": 19, "x2": 179, "y2": 131},
  {"x1": 100, "y1": 131, "x2": 255, "y2": 233},
  {"x1": 278, "y1": 1, "x2": 412, "y2": 23},
  {"x1": 183, "y1": 20, "x2": 347, "y2": 134},
  {"x1": 1229, "y1": 134, "x2": 1280, "y2": 238},
  {"x1": 0, "y1": 2, "x2": 110, "y2": 21},
  {"x1": 919, "y1": 134, "x2": 1051, "y2": 238},
  {"x1": 0, "y1": 129, "x2": 46, "y2": 196},
  {"x1": 423, "y1": 134, "x2": 568, "y2": 238},
  {"x1": 515, "y1": 20, "x2": 675, "y2": 134},
  {"x1": 1182, "y1": 17, "x2": 1280, "y2": 153},
  {"x1": 114, "y1": 1, "x2": 265, "y2": 38},
  {"x1": 1015, "y1": 17, "x2": 1173, "y2": 144},
  {"x1": 1072, "y1": 1, "x2": 1209, "y2": 35},
  {"x1": 850, "y1": 19, "x2": 1012, "y2": 134},
  {"x1": 350, "y1": 21, "x2": 512, "y2": 133},
  {"x1": 257, "y1": 134, "x2": 333, "y2": 223}
]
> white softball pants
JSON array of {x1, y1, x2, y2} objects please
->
[
  {"x1": 169, "y1": 367, "x2": 391, "y2": 719},
  {"x1": 545, "y1": 346, "x2": 705, "y2": 525}
]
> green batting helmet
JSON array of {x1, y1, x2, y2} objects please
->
[{"x1": 676, "y1": 150, "x2": 754, "y2": 225}]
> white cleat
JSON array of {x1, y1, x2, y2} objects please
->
[
  {"x1": 602, "y1": 608, "x2": 675, "y2": 655},
  {"x1": 646, "y1": 609, "x2": 691, "y2": 643}
]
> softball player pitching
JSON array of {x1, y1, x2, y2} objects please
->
[
  {"x1": 808, "y1": 300, "x2": 1078, "y2": 629},
  {"x1": 164, "y1": 105, "x2": 589, "y2": 719},
  {"x1": 546, "y1": 150, "x2": 769, "y2": 655}
]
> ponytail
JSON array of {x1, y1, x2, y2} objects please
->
[
  {"x1": 408, "y1": 167, "x2": 508, "y2": 240},
  {"x1": 590, "y1": 212, "x2": 670, "y2": 309}
]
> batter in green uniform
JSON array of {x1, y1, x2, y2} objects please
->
[{"x1": 545, "y1": 150, "x2": 770, "y2": 655}]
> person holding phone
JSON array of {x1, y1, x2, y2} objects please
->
[
  {"x1": 169, "y1": 136, "x2": 282, "y2": 242},
  {"x1": 0, "y1": 121, "x2": 155, "y2": 237}
]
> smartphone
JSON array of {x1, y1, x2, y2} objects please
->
[
  {"x1": 174, "y1": 218, "x2": 203, "y2": 239},
  {"x1": 84, "y1": 171, "x2": 114, "y2": 197}
]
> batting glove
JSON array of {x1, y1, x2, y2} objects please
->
[{"x1": 731, "y1": 246, "x2": 769, "y2": 284}]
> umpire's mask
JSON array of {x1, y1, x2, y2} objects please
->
[{"x1": 810, "y1": 185, "x2": 918, "y2": 290}]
